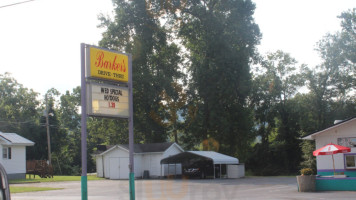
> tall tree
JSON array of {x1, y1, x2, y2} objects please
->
[
  {"x1": 317, "y1": 8, "x2": 356, "y2": 94},
  {"x1": 170, "y1": 0, "x2": 261, "y2": 159},
  {"x1": 0, "y1": 73, "x2": 39, "y2": 133},
  {"x1": 249, "y1": 51, "x2": 304, "y2": 174},
  {"x1": 298, "y1": 9, "x2": 356, "y2": 172},
  {"x1": 150, "y1": 82, "x2": 187, "y2": 144},
  {"x1": 301, "y1": 65, "x2": 338, "y2": 129},
  {"x1": 301, "y1": 9, "x2": 356, "y2": 130},
  {"x1": 0, "y1": 73, "x2": 40, "y2": 160},
  {"x1": 98, "y1": 0, "x2": 183, "y2": 143},
  {"x1": 56, "y1": 87, "x2": 84, "y2": 175}
]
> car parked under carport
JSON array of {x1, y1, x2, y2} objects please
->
[{"x1": 160, "y1": 151, "x2": 244, "y2": 179}]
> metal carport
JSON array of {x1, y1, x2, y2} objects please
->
[{"x1": 160, "y1": 151, "x2": 239, "y2": 178}]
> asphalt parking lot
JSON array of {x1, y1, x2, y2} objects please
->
[{"x1": 11, "y1": 176, "x2": 356, "y2": 200}]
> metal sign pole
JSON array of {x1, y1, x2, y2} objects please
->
[
  {"x1": 80, "y1": 44, "x2": 134, "y2": 199},
  {"x1": 128, "y1": 54, "x2": 135, "y2": 200},
  {"x1": 80, "y1": 43, "x2": 88, "y2": 200}
]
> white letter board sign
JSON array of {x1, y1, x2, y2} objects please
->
[{"x1": 87, "y1": 82, "x2": 129, "y2": 118}]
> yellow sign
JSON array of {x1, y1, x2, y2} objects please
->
[{"x1": 89, "y1": 47, "x2": 129, "y2": 82}]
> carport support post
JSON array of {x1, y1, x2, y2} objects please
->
[
  {"x1": 80, "y1": 43, "x2": 88, "y2": 200},
  {"x1": 128, "y1": 54, "x2": 135, "y2": 200},
  {"x1": 220, "y1": 164, "x2": 222, "y2": 178},
  {"x1": 213, "y1": 164, "x2": 215, "y2": 179}
]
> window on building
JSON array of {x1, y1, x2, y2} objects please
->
[
  {"x1": 345, "y1": 154, "x2": 356, "y2": 169},
  {"x1": 2, "y1": 147, "x2": 11, "y2": 160},
  {"x1": 338, "y1": 137, "x2": 356, "y2": 148},
  {"x1": 8, "y1": 147, "x2": 11, "y2": 159},
  {"x1": 2, "y1": 148, "x2": 7, "y2": 159}
]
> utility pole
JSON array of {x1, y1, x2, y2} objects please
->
[{"x1": 45, "y1": 94, "x2": 52, "y2": 165}]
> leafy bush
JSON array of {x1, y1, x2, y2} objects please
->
[{"x1": 300, "y1": 168, "x2": 313, "y2": 175}]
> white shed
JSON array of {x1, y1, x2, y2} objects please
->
[
  {"x1": 0, "y1": 132, "x2": 35, "y2": 179},
  {"x1": 96, "y1": 142, "x2": 184, "y2": 179}
]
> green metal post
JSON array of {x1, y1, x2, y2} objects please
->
[
  {"x1": 81, "y1": 175, "x2": 87, "y2": 200},
  {"x1": 129, "y1": 173, "x2": 135, "y2": 200}
]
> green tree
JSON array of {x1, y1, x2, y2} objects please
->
[
  {"x1": 301, "y1": 9, "x2": 356, "y2": 130},
  {"x1": 0, "y1": 73, "x2": 40, "y2": 160},
  {"x1": 150, "y1": 82, "x2": 187, "y2": 144},
  {"x1": 88, "y1": 118, "x2": 129, "y2": 145},
  {"x1": 0, "y1": 73, "x2": 39, "y2": 133},
  {"x1": 249, "y1": 51, "x2": 304, "y2": 174},
  {"x1": 55, "y1": 87, "x2": 83, "y2": 175},
  {"x1": 317, "y1": 8, "x2": 356, "y2": 94},
  {"x1": 173, "y1": 0, "x2": 261, "y2": 160},
  {"x1": 98, "y1": 0, "x2": 184, "y2": 143},
  {"x1": 301, "y1": 65, "x2": 338, "y2": 129},
  {"x1": 298, "y1": 9, "x2": 356, "y2": 172}
]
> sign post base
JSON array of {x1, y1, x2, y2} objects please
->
[
  {"x1": 129, "y1": 173, "x2": 135, "y2": 200},
  {"x1": 81, "y1": 175, "x2": 88, "y2": 200}
]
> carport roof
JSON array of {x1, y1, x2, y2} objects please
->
[{"x1": 161, "y1": 151, "x2": 239, "y2": 165}]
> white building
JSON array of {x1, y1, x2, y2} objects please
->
[
  {"x1": 95, "y1": 142, "x2": 184, "y2": 179},
  {"x1": 0, "y1": 132, "x2": 35, "y2": 179},
  {"x1": 303, "y1": 117, "x2": 356, "y2": 175}
]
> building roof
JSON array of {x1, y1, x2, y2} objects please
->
[
  {"x1": 189, "y1": 151, "x2": 239, "y2": 164},
  {"x1": 0, "y1": 132, "x2": 34, "y2": 146},
  {"x1": 98, "y1": 142, "x2": 183, "y2": 156},
  {"x1": 160, "y1": 151, "x2": 239, "y2": 165},
  {"x1": 120, "y1": 142, "x2": 177, "y2": 153},
  {"x1": 302, "y1": 116, "x2": 356, "y2": 140}
]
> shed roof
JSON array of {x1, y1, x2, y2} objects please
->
[
  {"x1": 302, "y1": 116, "x2": 356, "y2": 140},
  {"x1": 0, "y1": 132, "x2": 34, "y2": 146},
  {"x1": 120, "y1": 142, "x2": 177, "y2": 153},
  {"x1": 161, "y1": 151, "x2": 239, "y2": 165},
  {"x1": 98, "y1": 142, "x2": 183, "y2": 156}
]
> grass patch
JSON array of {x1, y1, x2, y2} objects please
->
[
  {"x1": 10, "y1": 186, "x2": 63, "y2": 193},
  {"x1": 10, "y1": 175, "x2": 103, "y2": 184}
]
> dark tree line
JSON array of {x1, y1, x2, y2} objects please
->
[{"x1": 0, "y1": 2, "x2": 354, "y2": 175}]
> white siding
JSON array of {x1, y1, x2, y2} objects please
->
[
  {"x1": 95, "y1": 156, "x2": 104, "y2": 177},
  {"x1": 163, "y1": 144, "x2": 183, "y2": 158},
  {"x1": 149, "y1": 154, "x2": 162, "y2": 177},
  {"x1": 315, "y1": 121, "x2": 356, "y2": 170},
  {"x1": 103, "y1": 147, "x2": 129, "y2": 179},
  {"x1": 0, "y1": 145, "x2": 26, "y2": 174},
  {"x1": 98, "y1": 143, "x2": 184, "y2": 179},
  {"x1": 109, "y1": 157, "x2": 129, "y2": 179},
  {"x1": 101, "y1": 147, "x2": 145, "y2": 179},
  {"x1": 227, "y1": 164, "x2": 245, "y2": 178},
  {"x1": 141, "y1": 153, "x2": 163, "y2": 177},
  {"x1": 134, "y1": 155, "x2": 142, "y2": 177}
]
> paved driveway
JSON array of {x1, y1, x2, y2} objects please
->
[{"x1": 11, "y1": 177, "x2": 356, "y2": 200}]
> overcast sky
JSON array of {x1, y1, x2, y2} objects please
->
[{"x1": 0, "y1": 0, "x2": 355, "y2": 97}]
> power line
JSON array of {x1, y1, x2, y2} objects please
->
[
  {"x1": 0, "y1": 119, "x2": 36, "y2": 124},
  {"x1": 0, "y1": 0, "x2": 35, "y2": 9}
]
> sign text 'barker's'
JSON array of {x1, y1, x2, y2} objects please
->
[{"x1": 89, "y1": 47, "x2": 129, "y2": 82}]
